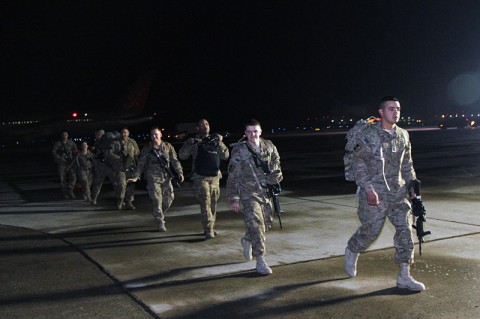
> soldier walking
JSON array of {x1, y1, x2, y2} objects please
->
[
  {"x1": 52, "y1": 131, "x2": 77, "y2": 199},
  {"x1": 344, "y1": 96, "x2": 426, "y2": 291},
  {"x1": 128, "y1": 127, "x2": 184, "y2": 232},
  {"x1": 226, "y1": 119, "x2": 283, "y2": 275},
  {"x1": 116, "y1": 127, "x2": 140, "y2": 210},
  {"x1": 71, "y1": 141, "x2": 93, "y2": 201},
  {"x1": 179, "y1": 119, "x2": 229, "y2": 239},
  {"x1": 90, "y1": 129, "x2": 124, "y2": 208}
]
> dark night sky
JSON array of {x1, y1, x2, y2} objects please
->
[{"x1": 2, "y1": 1, "x2": 480, "y2": 129}]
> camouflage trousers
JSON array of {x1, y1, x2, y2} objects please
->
[
  {"x1": 77, "y1": 170, "x2": 92, "y2": 198},
  {"x1": 91, "y1": 163, "x2": 123, "y2": 200},
  {"x1": 347, "y1": 192, "x2": 415, "y2": 264},
  {"x1": 241, "y1": 193, "x2": 274, "y2": 258},
  {"x1": 193, "y1": 175, "x2": 221, "y2": 232},
  {"x1": 146, "y1": 175, "x2": 174, "y2": 223},
  {"x1": 116, "y1": 171, "x2": 136, "y2": 203},
  {"x1": 56, "y1": 163, "x2": 76, "y2": 195}
]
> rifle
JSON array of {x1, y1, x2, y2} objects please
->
[
  {"x1": 245, "y1": 143, "x2": 284, "y2": 229},
  {"x1": 267, "y1": 183, "x2": 283, "y2": 229},
  {"x1": 408, "y1": 180, "x2": 431, "y2": 255},
  {"x1": 194, "y1": 132, "x2": 230, "y2": 145},
  {"x1": 150, "y1": 149, "x2": 181, "y2": 189}
]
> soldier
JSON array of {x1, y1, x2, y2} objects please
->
[
  {"x1": 128, "y1": 127, "x2": 184, "y2": 232},
  {"x1": 344, "y1": 96, "x2": 425, "y2": 291},
  {"x1": 226, "y1": 119, "x2": 283, "y2": 275},
  {"x1": 71, "y1": 141, "x2": 93, "y2": 201},
  {"x1": 179, "y1": 119, "x2": 229, "y2": 239},
  {"x1": 90, "y1": 129, "x2": 124, "y2": 208},
  {"x1": 116, "y1": 127, "x2": 140, "y2": 210},
  {"x1": 51, "y1": 131, "x2": 77, "y2": 199}
]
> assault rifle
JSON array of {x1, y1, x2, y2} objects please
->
[
  {"x1": 150, "y1": 149, "x2": 181, "y2": 189},
  {"x1": 267, "y1": 183, "x2": 283, "y2": 229},
  {"x1": 245, "y1": 143, "x2": 284, "y2": 229},
  {"x1": 408, "y1": 180, "x2": 431, "y2": 255},
  {"x1": 194, "y1": 132, "x2": 230, "y2": 145}
]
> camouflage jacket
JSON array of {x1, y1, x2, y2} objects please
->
[
  {"x1": 52, "y1": 139, "x2": 77, "y2": 164},
  {"x1": 117, "y1": 138, "x2": 140, "y2": 171},
  {"x1": 353, "y1": 122, "x2": 416, "y2": 196},
  {"x1": 72, "y1": 151, "x2": 93, "y2": 174},
  {"x1": 134, "y1": 141, "x2": 183, "y2": 183},
  {"x1": 226, "y1": 138, "x2": 282, "y2": 202},
  {"x1": 178, "y1": 135, "x2": 229, "y2": 179}
]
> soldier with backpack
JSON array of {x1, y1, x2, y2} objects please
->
[{"x1": 343, "y1": 96, "x2": 426, "y2": 291}]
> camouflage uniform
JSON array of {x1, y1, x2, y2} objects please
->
[
  {"x1": 91, "y1": 135, "x2": 123, "y2": 204},
  {"x1": 72, "y1": 149, "x2": 93, "y2": 200},
  {"x1": 52, "y1": 139, "x2": 77, "y2": 198},
  {"x1": 134, "y1": 141, "x2": 183, "y2": 227},
  {"x1": 226, "y1": 138, "x2": 283, "y2": 258},
  {"x1": 347, "y1": 121, "x2": 416, "y2": 264},
  {"x1": 115, "y1": 137, "x2": 140, "y2": 206},
  {"x1": 179, "y1": 135, "x2": 229, "y2": 235}
]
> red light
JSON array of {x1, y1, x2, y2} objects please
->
[{"x1": 72, "y1": 112, "x2": 78, "y2": 118}]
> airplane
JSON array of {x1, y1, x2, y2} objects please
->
[{"x1": 1, "y1": 71, "x2": 158, "y2": 147}]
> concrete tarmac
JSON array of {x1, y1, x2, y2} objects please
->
[{"x1": 1, "y1": 174, "x2": 479, "y2": 319}]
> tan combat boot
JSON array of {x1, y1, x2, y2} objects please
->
[
  {"x1": 116, "y1": 199, "x2": 123, "y2": 210},
  {"x1": 397, "y1": 263, "x2": 426, "y2": 291},
  {"x1": 256, "y1": 256, "x2": 272, "y2": 275},
  {"x1": 345, "y1": 247, "x2": 359, "y2": 277},
  {"x1": 125, "y1": 201, "x2": 136, "y2": 210},
  {"x1": 241, "y1": 238, "x2": 252, "y2": 261},
  {"x1": 156, "y1": 218, "x2": 167, "y2": 232}
]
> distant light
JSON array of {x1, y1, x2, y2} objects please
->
[{"x1": 72, "y1": 112, "x2": 78, "y2": 118}]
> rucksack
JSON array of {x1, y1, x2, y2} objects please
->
[{"x1": 343, "y1": 117, "x2": 380, "y2": 181}]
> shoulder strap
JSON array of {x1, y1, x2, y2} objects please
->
[{"x1": 244, "y1": 142, "x2": 270, "y2": 174}]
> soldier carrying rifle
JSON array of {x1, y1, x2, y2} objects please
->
[
  {"x1": 179, "y1": 119, "x2": 230, "y2": 240},
  {"x1": 344, "y1": 96, "x2": 426, "y2": 291},
  {"x1": 52, "y1": 131, "x2": 77, "y2": 199},
  {"x1": 227, "y1": 119, "x2": 283, "y2": 275}
]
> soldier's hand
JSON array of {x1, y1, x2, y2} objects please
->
[
  {"x1": 216, "y1": 134, "x2": 223, "y2": 143},
  {"x1": 127, "y1": 177, "x2": 138, "y2": 183},
  {"x1": 231, "y1": 201, "x2": 241, "y2": 213},
  {"x1": 177, "y1": 173, "x2": 185, "y2": 183},
  {"x1": 367, "y1": 190, "x2": 380, "y2": 206}
]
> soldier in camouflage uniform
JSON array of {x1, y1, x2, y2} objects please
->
[
  {"x1": 90, "y1": 129, "x2": 124, "y2": 208},
  {"x1": 226, "y1": 119, "x2": 283, "y2": 275},
  {"x1": 52, "y1": 131, "x2": 77, "y2": 199},
  {"x1": 345, "y1": 96, "x2": 425, "y2": 291},
  {"x1": 116, "y1": 127, "x2": 140, "y2": 210},
  {"x1": 71, "y1": 141, "x2": 93, "y2": 201},
  {"x1": 128, "y1": 127, "x2": 184, "y2": 232},
  {"x1": 179, "y1": 119, "x2": 229, "y2": 239}
]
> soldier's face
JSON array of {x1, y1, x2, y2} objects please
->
[
  {"x1": 61, "y1": 132, "x2": 68, "y2": 141},
  {"x1": 197, "y1": 120, "x2": 210, "y2": 136},
  {"x1": 151, "y1": 129, "x2": 162, "y2": 145},
  {"x1": 379, "y1": 101, "x2": 401, "y2": 125},
  {"x1": 245, "y1": 125, "x2": 262, "y2": 145},
  {"x1": 122, "y1": 129, "x2": 130, "y2": 139}
]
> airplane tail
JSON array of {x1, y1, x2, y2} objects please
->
[{"x1": 118, "y1": 70, "x2": 156, "y2": 114}]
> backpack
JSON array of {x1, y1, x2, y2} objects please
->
[{"x1": 343, "y1": 117, "x2": 380, "y2": 181}]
